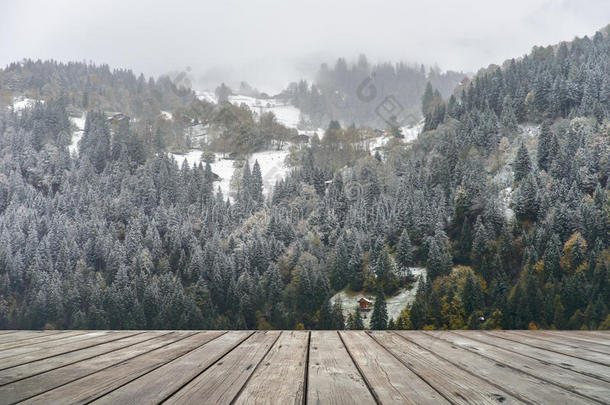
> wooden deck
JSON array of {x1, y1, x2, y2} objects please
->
[{"x1": 0, "y1": 330, "x2": 608, "y2": 404}]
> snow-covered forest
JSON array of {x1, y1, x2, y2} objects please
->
[{"x1": 0, "y1": 25, "x2": 609, "y2": 331}]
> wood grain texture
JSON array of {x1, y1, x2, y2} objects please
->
[
  {"x1": 233, "y1": 331, "x2": 308, "y2": 405},
  {"x1": 15, "y1": 331, "x2": 213, "y2": 405},
  {"x1": 307, "y1": 331, "x2": 375, "y2": 405},
  {"x1": 483, "y1": 330, "x2": 610, "y2": 371},
  {"x1": 0, "y1": 331, "x2": 134, "y2": 368},
  {"x1": 0, "y1": 331, "x2": 154, "y2": 386},
  {"x1": 0, "y1": 331, "x2": 87, "y2": 352},
  {"x1": 0, "y1": 330, "x2": 607, "y2": 404},
  {"x1": 430, "y1": 331, "x2": 610, "y2": 403},
  {"x1": 164, "y1": 331, "x2": 280, "y2": 405},
  {"x1": 371, "y1": 331, "x2": 522, "y2": 404},
  {"x1": 339, "y1": 330, "x2": 448, "y2": 404},
  {"x1": 0, "y1": 331, "x2": 65, "y2": 345},
  {"x1": 0, "y1": 331, "x2": 178, "y2": 405},
  {"x1": 514, "y1": 330, "x2": 610, "y2": 353},
  {"x1": 398, "y1": 331, "x2": 597, "y2": 404},
  {"x1": 90, "y1": 331, "x2": 249, "y2": 405}
]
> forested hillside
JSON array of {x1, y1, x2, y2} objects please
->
[
  {"x1": 0, "y1": 60, "x2": 195, "y2": 116},
  {"x1": 0, "y1": 28, "x2": 608, "y2": 331},
  {"x1": 282, "y1": 56, "x2": 463, "y2": 127}
]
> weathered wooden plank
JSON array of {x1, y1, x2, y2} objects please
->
[
  {"x1": 579, "y1": 331, "x2": 610, "y2": 339},
  {"x1": 429, "y1": 331, "x2": 610, "y2": 403},
  {"x1": 165, "y1": 331, "x2": 281, "y2": 404},
  {"x1": 511, "y1": 330, "x2": 610, "y2": 349},
  {"x1": 0, "y1": 331, "x2": 65, "y2": 345},
  {"x1": 17, "y1": 331, "x2": 223, "y2": 405},
  {"x1": 0, "y1": 332, "x2": 155, "y2": 386},
  {"x1": 544, "y1": 331, "x2": 610, "y2": 348},
  {"x1": 518, "y1": 331, "x2": 610, "y2": 353},
  {"x1": 0, "y1": 331, "x2": 182, "y2": 405},
  {"x1": 0, "y1": 331, "x2": 87, "y2": 352},
  {"x1": 307, "y1": 331, "x2": 375, "y2": 405},
  {"x1": 233, "y1": 331, "x2": 308, "y2": 405},
  {"x1": 339, "y1": 330, "x2": 448, "y2": 404},
  {"x1": 372, "y1": 331, "x2": 522, "y2": 404},
  {"x1": 89, "y1": 331, "x2": 249, "y2": 405},
  {"x1": 399, "y1": 331, "x2": 597, "y2": 404},
  {"x1": 0, "y1": 331, "x2": 121, "y2": 364},
  {"x1": 486, "y1": 330, "x2": 610, "y2": 369}
]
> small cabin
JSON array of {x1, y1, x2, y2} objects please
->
[{"x1": 358, "y1": 297, "x2": 373, "y2": 311}]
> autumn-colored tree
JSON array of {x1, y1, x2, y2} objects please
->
[{"x1": 560, "y1": 232, "x2": 588, "y2": 274}]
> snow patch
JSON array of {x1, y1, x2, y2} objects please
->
[
  {"x1": 69, "y1": 113, "x2": 86, "y2": 155},
  {"x1": 227, "y1": 94, "x2": 303, "y2": 129},
  {"x1": 196, "y1": 91, "x2": 304, "y2": 129},
  {"x1": 401, "y1": 122, "x2": 423, "y2": 143},
  {"x1": 196, "y1": 90, "x2": 218, "y2": 104},
  {"x1": 169, "y1": 147, "x2": 290, "y2": 201},
  {"x1": 500, "y1": 186, "x2": 515, "y2": 220},
  {"x1": 520, "y1": 124, "x2": 540, "y2": 138},
  {"x1": 11, "y1": 97, "x2": 43, "y2": 111},
  {"x1": 331, "y1": 267, "x2": 427, "y2": 328},
  {"x1": 366, "y1": 122, "x2": 423, "y2": 152}
]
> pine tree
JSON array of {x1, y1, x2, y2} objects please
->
[
  {"x1": 515, "y1": 173, "x2": 539, "y2": 221},
  {"x1": 426, "y1": 237, "x2": 452, "y2": 280},
  {"x1": 501, "y1": 95, "x2": 518, "y2": 133},
  {"x1": 514, "y1": 142, "x2": 532, "y2": 183},
  {"x1": 318, "y1": 299, "x2": 333, "y2": 329},
  {"x1": 396, "y1": 230, "x2": 413, "y2": 271},
  {"x1": 410, "y1": 298, "x2": 426, "y2": 329},
  {"x1": 250, "y1": 160, "x2": 264, "y2": 204},
  {"x1": 215, "y1": 83, "x2": 232, "y2": 104},
  {"x1": 462, "y1": 271, "x2": 484, "y2": 315},
  {"x1": 330, "y1": 238, "x2": 349, "y2": 291},
  {"x1": 470, "y1": 216, "x2": 488, "y2": 270},
  {"x1": 422, "y1": 82, "x2": 435, "y2": 116},
  {"x1": 331, "y1": 299, "x2": 345, "y2": 330},
  {"x1": 351, "y1": 306, "x2": 364, "y2": 330},
  {"x1": 370, "y1": 286, "x2": 388, "y2": 330},
  {"x1": 537, "y1": 121, "x2": 553, "y2": 171},
  {"x1": 375, "y1": 247, "x2": 398, "y2": 294},
  {"x1": 348, "y1": 243, "x2": 364, "y2": 292},
  {"x1": 239, "y1": 160, "x2": 252, "y2": 206}
]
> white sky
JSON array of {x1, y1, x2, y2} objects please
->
[{"x1": 1, "y1": 0, "x2": 609, "y2": 93}]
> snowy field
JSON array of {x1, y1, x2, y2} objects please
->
[
  {"x1": 11, "y1": 97, "x2": 42, "y2": 111},
  {"x1": 170, "y1": 148, "x2": 290, "y2": 200},
  {"x1": 228, "y1": 95, "x2": 302, "y2": 129},
  {"x1": 367, "y1": 122, "x2": 423, "y2": 151},
  {"x1": 402, "y1": 122, "x2": 423, "y2": 142},
  {"x1": 69, "y1": 113, "x2": 86, "y2": 155},
  {"x1": 520, "y1": 124, "x2": 540, "y2": 138},
  {"x1": 196, "y1": 91, "x2": 303, "y2": 129},
  {"x1": 331, "y1": 267, "x2": 427, "y2": 328}
]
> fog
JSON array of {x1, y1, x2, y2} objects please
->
[{"x1": 1, "y1": 0, "x2": 608, "y2": 93}]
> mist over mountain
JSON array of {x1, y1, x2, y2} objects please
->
[{"x1": 3, "y1": 0, "x2": 609, "y2": 92}]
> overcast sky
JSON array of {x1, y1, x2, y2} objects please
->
[{"x1": 1, "y1": 0, "x2": 609, "y2": 93}]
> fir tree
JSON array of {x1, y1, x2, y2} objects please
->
[
  {"x1": 370, "y1": 286, "x2": 388, "y2": 330},
  {"x1": 250, "y1": 160, "x2": 264, "y2": 204},
  {"x1": 537, "y1": 121, "x2": 553, "y2": 171},
  {"x1": 349, "y1": 306, "x2": 365, "y2": 330},
  {"x1": 514, "y1": 142, "x2": 532, "y2": 183},
  {"x1": 396, "y1": 230, "x2": 413, "y2": 271}
]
